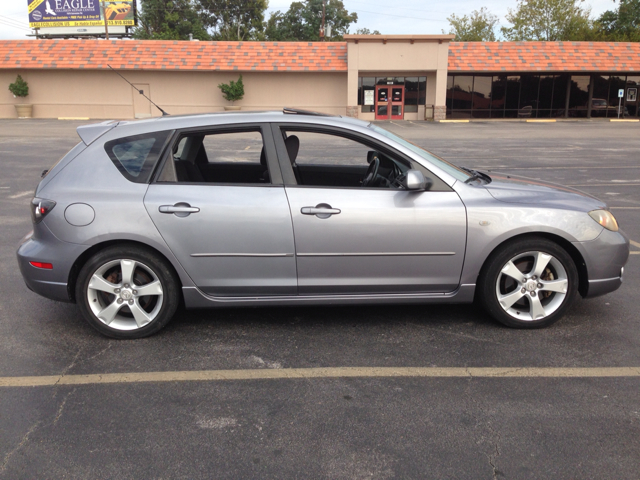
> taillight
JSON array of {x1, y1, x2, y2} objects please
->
[
  {"x1": 29, "y1": 261, "x2": 53, "y2": 269},
  {"x1": 30, "y1": 198, "x2": 56, "y2": 224}
]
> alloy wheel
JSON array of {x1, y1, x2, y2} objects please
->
[{"x1": 495, "y1": 250, "x2": 569, "y2": 321}]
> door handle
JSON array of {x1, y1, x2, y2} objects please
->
[
  {"x1": 301, "y1": 204, "x2": 341, "y2": 219},
  {"x1": 159, "y1": 203, "x2": 200, "y2": 217}
]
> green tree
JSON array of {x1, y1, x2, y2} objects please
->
[
  {"x1": 445, "y1": 7, "x2": 499, "y2": 41},
  {"x1": 197, "y1": 0, "x2": 268, "y2": 40},
  {"x1": 354, "y1": 28, "x2": 381, "y2": 35},
  {"x1": 501, "y1": 0, "x2": 596, "y2": 41},
  {"x1": 265, "y1": 0, "x2": 358, "y2": 41},
  {"x1": 596, "y1": 0, "x2": 640, "y2": 41},
  {"x1": 133, "y1": 0, "x2": 210, "y2": 40}
]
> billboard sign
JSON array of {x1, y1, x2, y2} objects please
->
[{"x1": 28, "y1": 0, "x2": 136, "y2": 28}]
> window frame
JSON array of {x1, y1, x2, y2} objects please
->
[
  {"x1": 270, "y1": 122, "x2": 452, "y2": 192},
  {"x1": 151, "y1": 123, "x2": 284, "y2": 186}
]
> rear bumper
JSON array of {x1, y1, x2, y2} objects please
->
[{"x1": 16, "y1": 225, "x2": 88, "y2": 303}]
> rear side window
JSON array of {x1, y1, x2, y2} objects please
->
[{"x1": 105, "y1": 131, "x2": 172, "y2": 183}]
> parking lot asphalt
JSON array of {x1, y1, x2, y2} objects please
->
[{"x1": 1, "y1": 119, "x2": 639, "y2": 479}]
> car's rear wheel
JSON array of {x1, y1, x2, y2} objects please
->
[
  {"x1": 76, "y1": 245, "x2": 180, "y2": 338},
  {"x1": 478, "y1": 237, "x2": 579, "y2": 328}
]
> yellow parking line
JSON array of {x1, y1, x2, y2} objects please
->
[
  {"x1": 610, "y1": 119, "x2": 639, "y2": 122},
  {"x1": 630, "y1": 240, "x2": 640, "y2": 249},
  {"x1": 2, "y1": 367, "x2": 640, "y2": 388}
]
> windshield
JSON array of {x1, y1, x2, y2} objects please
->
[{"x1": 368, "y1": 124, "x2": 472, "y2": 182}]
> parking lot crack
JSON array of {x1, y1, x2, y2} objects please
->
[
  {"x1": 487, "y1": 433, "x2": 501, "y2": 480},
  {"x1": 53, "y1": 388, "x2": 76, "y2": 425},
  {"x1": 0, "y1": 421, "x2": 41, "y2": 474},
  {"x1": 53, "y1": 346, "x2": 84, "y2": 390}
]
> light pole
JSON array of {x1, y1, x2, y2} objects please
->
[
  {"x1": 102, "y1": 0, "x2": 110, "y2": 40},
  {"x1": 321, "y1": 0, "x2": 326, "y2": 41}
]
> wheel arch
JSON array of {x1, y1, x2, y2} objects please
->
[
  {"x1": 67, "y1": 240, "x2": 185, "y2": 303},
  {"x1": 476, "y1": 232, "x2": 589, "y2": 298}
]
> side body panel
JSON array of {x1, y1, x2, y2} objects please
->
[
  {"x1": 144, "y1": 184, "x2": 297, "y2": 296},
  {"x1": 285, "y1": 187, "x2": 467, "y2": 294}
]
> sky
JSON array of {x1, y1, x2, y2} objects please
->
[{"x1": 0, "y1": 0, "x2": 619, "y2": 40}]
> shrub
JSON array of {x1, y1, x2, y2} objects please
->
[
  {"x1": 9, "y1": 75, "x2": 29, "y2": 98},
  {"x1": 217, "y1": 75, "x2": 244, "y2": 103}
]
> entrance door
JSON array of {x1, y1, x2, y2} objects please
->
[{"x1": 375, "y1": 85, "x2": 405, "y2": 120}]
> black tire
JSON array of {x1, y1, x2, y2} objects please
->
[
  {"x1": 76, "y1": 245, "x2": 180, "y2": 339},
  {"x1": 477, "y1": 237, "x2": 579, "y2": 329}
]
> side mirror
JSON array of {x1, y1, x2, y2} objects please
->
[{"x1": 402, "y1": 169, "x2": 433, "y2": 191}]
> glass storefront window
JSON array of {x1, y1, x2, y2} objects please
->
[
  {"x1": 626, "y1": 76, "x2": 640, "y2": 117},
  {"x1": 404, "y1": 76, "x2": 419, "y2": 113},
  {"x1": 590, "y1": 75, "x2": 610, "y2": 118},
  {"x1": 490, "y1": 76, "x2": 506, "y2": 118},
  {"x1": 446, "y1": 75, "x2": 454, "y2": 114},
  {"x1": 418, "y1": 76, "x2": 427, "y2": 106},
  {"x1": 359, "y1": 77, "x2": 376, "y2": 113},
  {"x1": 504, "y1": 76, "x2": 520, "y2": 118},
  {"x1": 519, "y1": 74, "x2": 539, "y2": 118},
  {"x1": 472, "y1": 76, "x2": 492, "y2": 117},
  {"x1": 568, "y1": 76, "x2": 591, "y2": 117},
  {"x1": 552, "y1": 75, "x2": 569, "y2": 117},
  {"x1": 608, "y1": 76, "x2": 626, "y2": 117},
  {"x1": 452, "y1": 75, "x2": 473, "y2": 112}
]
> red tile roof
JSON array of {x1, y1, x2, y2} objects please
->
[
  {"x1": 0, "y1": 39, "x2": 348, "y2": 72},
  {"x1": 449, "y1": 41, "x2": 640, "y2": 73}
]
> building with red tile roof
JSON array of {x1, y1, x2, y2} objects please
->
[
  {"x1": 1, "y1": 37, "x2": 639, "y2": 120},
  {"x1": 448, "y1": 42, "x2": 640, "y2": 73}
]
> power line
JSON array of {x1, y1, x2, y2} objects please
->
[
  {"x1": 355, "y1": 9, "x2": 442, "y2": 22},
  {"x1": 0, "y1": 15, "x2": 31, "y2": 30},
  {"x1": 0, "y1": 19, "x2": 32, "y2": 32},
  {"x1": 345, "y1": 0, "x2": 451, "y2": 16}
]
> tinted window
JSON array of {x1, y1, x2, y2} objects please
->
[{"x1": 105, "y1": 131, "x2": 172, "y2": 183}]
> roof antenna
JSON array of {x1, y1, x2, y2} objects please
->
[{"x1": 108, "y1": 65, "x2": 170, "y2": 116}]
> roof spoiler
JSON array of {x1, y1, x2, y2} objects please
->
[{"x1": 77, "y1": 120, "x2": 118, "y2": 146}]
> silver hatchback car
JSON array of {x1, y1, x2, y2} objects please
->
[{"x1": 17, "y1": 110, "x2": 629, "y2": 338}]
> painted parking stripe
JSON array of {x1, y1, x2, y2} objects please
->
[{"x1": 2, "y1": 367, "x2": 640, "y2": 388}]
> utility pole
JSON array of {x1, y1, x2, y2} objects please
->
[
  {"x1": 102, "y1": 0, "x2": 110, "y2": 40},
  {"x1": 321, "y1": 0, "x2": 326, "y2": 41}
]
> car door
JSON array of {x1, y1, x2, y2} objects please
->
[
  {"x1": 144, "y1": 124, "x2": 297, "y2": 296},
  {"x1": 273, "y1": 125, "x2": 467, "y2": 295}
]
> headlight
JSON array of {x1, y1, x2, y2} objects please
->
[{"x1": 588, "y1": 210, "x2": 619, "y2": 232}]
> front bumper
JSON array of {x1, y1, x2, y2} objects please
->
[
  {"x1": 574, "y1": 227, "x2": 629, "y2": 298},
  {"x1": 16, "y1": 224, "x2": 89, "y2": 303}
]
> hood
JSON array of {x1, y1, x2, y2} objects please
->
[{"x1": 482, "y1": 173, "x2": 606, "y2": 211}]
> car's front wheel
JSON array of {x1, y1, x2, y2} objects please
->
[
  {"x1": 478, "y1": 237, "x2": 579, "y2": 328},
  {"x1": 76, "y1": 245, "x2": 180, "y2": 338}
]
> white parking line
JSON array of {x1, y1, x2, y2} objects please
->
[
  {"x1": 8, "y1": 191, "x2": 32, "y2": 199},
  {"x1": 566, "y1": 183, "x2": 640, "y2": 187},
  {"x1": 2, "y1": 367, "x2": 640, "y2": 387}
]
